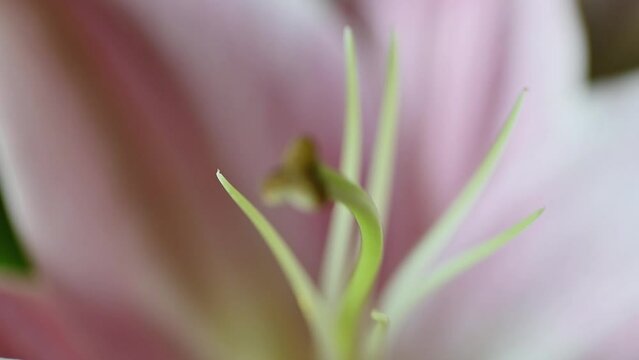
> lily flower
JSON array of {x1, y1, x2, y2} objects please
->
[{"x1": 0, "y1": 0, "x2": 637, "y2": 359}]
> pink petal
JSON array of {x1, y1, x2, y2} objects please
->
[
  {"x1": 0, "y1": 1, "x2": 347, "y2": 357},
  {"x1": 363, "y1": 0, "x2": 588, "y2": 277},
  {"x1": 0, "y1": 278, "x2": 192, "y2": 359},
  {"x1": 0, "y1": 280, "x2": 86, "y2": 359},
  {"x1": 379, "y1": 1, "x2": 639, "y2": 358}
]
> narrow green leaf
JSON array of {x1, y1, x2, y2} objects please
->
[
  {"x1": 380, "y1": 91, "x2": 527, "y2": 321},
  {"x1": 0, "y1": 188, "x2": 32, "y2": 275},
  {"x1": 366, "y1": 33, "x2": 400, "y2": 225},
  {"x1": 395, "y1": 208, "x2": 543, "y2": 322},
  {"x1": 321, "y1": 27, "x2": 363, "y2": 301}
]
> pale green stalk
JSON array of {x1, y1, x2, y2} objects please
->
[
  {"x1": 221, "y1": 155, "x2": 384, "y2": 360},
  {"x1": 321, "y1": 27, "x2": 363, "y2": 302},
  {"x1": 380, "y1": 91, "x2": 527, "y2": 322},
  {"x1": 363, "y1": 310, "x2": 390, "y2": 360},
  {"x1": 366, "y1": 34, "x2": 400, "y2": 226},
  {"x1": 319, "y1": 166, "x2": 383, "y2": 359},
  {"x1": 391, "y1": 208, "x2": 543, "y2": 323},
  {"x1": 219, "y1": 28, "x2": 541, "y2": 359},
  {"x1": 216, "y1": 171, "x2": 336, "y2": 359}
]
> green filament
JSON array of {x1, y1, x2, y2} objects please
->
[
  {"x1": 319, "y1": 166, "x2": 383, "y2": 358},
  {"x1": 321, "y1": 27, "x2": 363, "y2": 302},
  {"x1": 392, "y1": 208, "x2": 544, "y2": 323},
  {"x1": 217, "y1": 171, "x2": 337, "y2": 359},
  {"x1": 380, "y1": 90, "x2": 529, "y2": 323},
  {"x1": 259, "y1": 136, "x2": 384, "y2": 359},
  {"x1": 364, "y1": 310, "x2": 390, "y2": 360},
  {"x1": 366, "y1": 34, "x2": 400, "y2": 226},
  {"x1": 218, "y1": 28, "x2": 542, "y2": 360}
]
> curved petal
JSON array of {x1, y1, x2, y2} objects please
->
[
  {"x1": 0, "y1": 0, "x2": 348, "y2": 357},
  {"x1": 383, "y1": 1, "x2": 639, "y2": 359},
  {"x1": 362, "y1": 0, "x2": 588, "y2": 278},
  {"x1": 0, "y1": 278, "x2": 192, "y2": 360},
  {"x1": 583, "y1": 315, "x2": 639, "y2": 360},
  {"x1": 0, "y1": 280, "x2": 86, "y2": 360}
]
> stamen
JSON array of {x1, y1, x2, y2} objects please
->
[
  {"x1": 364, "y1": 310, "x2": 390, "y2": 360},
  {"x1": 262, "y1": 137, "x2": 384, "y2": 359},
  {"x1": 219, "y1": 27, "x2": 542, "y2": 360},
  {"x1": 319, "y1": 166, "x2": 383, "y2": 358},
  {"x1": 321, "y1": 26, "x2": 363, "y2": 304},
  {"x1": 262, "y1": 137, "x2": 328, "y2": 211},
  {"x1": 366, "y1": 33, "x2": 400, "y2": 226},
  {"x1": 217, "y1": 170, "x2": 337, "y2": 359},
  {"x1": 380, "y1": 90, "x2": 536, "y2": 327}
]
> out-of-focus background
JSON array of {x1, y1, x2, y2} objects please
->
[
  {"x1": 1, "y1": 0, "x2": 635, "y2": 271},
  {"x1": 0, "y1": 0, "x2": 638, "y2": 299},
  {"x1": 580, "y1": 0, "x2": 639, "y2": 79},
  {"x1": 1, "y1": 0, "x2": 636, "y2": 264}
]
